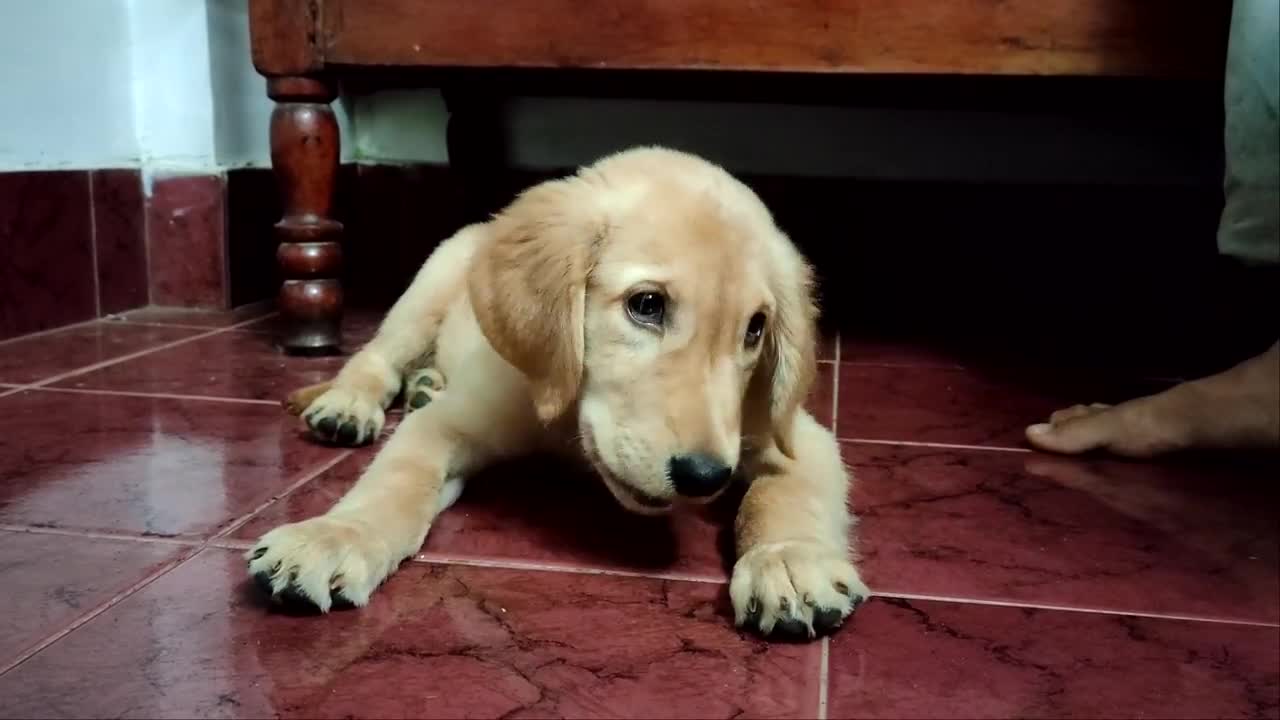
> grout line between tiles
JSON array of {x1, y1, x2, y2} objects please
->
[
  {"x1": 817, "y1": 637, "x2": 831, "y2": 720},
  {"x1": 0, "y1": 317, "x2": 105, "y2": 349},
  {"x1": 142, "y1": 178, "x2": 153, "y2": 305},
  {"x1": 875, "y1": 590, "x2": 1280, "y2": 628},
  {"x1": 410, "y1": 553, "x2": 727, "y2": 585},
  {"x1": 101, "y1": 319, "x2": 274, "y2": 333},
  {"x1": 840, "y1": 360, "x2": 967, "y2": 370},
  {"x1": 207, "y1": 537, "x2": 253, "y2": 550},
  {"x1": 4, "y1": 312, "x2": 277, "y2": 391},
  {"x1": 87, "y1": 171, "x2": 102, "y2": 319},
  {"x1": 0, "y1": 548, "x2": 198, "y2": 678},
  {"x1": 0, "y1": 525, "x2": 201, "y2": 547},
  {"x1": 25, "y1": 386, "x2": 279, "y2": 407},
  {"x1": 840, "y1": 437, "x2": 1033, "y2": 453},
  {"x1": 830, "y1": 332, "x2": 840, "y2": 436},
  {"x1": 212, "y1": 451, "x2": 357, "y2": 541}
]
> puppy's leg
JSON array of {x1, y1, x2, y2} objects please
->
[
  {"x1": 731, "y1": 412, "x2": 869, "y2": 641},
  {"x1": 247, "y1": 400, "x2": 484, "y2": 611},
  {"x1": 301, "y1": 225, "x2": 482, "y2": 445}
]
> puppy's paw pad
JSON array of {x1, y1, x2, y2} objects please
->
[
  {"x1": 730, "y1": 541, "x2": 868, "y2": 642},
  {"x1": 302, "y1": 388, "x2": 385, "y2": 446},
  {"x1": 403, "y1": 368, "x2": 446, "y2": 413},
  {"x1": 245, "y1": 517, "x2": 385, "y2": 612}
]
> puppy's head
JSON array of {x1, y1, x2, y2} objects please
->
[{"x1": 470, "y1": 148, "x2": 817, "y2": 514}]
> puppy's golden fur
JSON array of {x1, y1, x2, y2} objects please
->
[{"x1": 251, "y1": 147, "x2": 869, "y2": 640}]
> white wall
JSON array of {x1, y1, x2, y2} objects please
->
[
  {"x1": 0, "y1": 0, "x2": 139, "y2": 170},
  {"x1": 206, "y1": 0, "x2": 273, "y2": 168},
  {"x1": 128, "y1": 0, "x2": 219, "y2": 168},
  {"x1": 0, "y1": 0, "x2": 349, "y2": 173}
]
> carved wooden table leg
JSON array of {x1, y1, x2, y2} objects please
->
[{"x1": 267, "y1": 76, "x2": 343, "y2": 354}]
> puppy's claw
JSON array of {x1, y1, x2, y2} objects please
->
[
  {"x1": 301, "y1": 387, "x2": 386, "y2": 447},
  {"x1": 730, "y1": 541, "x2": 868, "y2": 643},
  {"x1": 246, "y1": 517, "x2": 386, "y2": 614}
]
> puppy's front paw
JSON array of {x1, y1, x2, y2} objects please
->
[
  {"x1": 730, "y1": 541, "x2": 868, "y2": 642},
  {"x1": 245, "y1": 516, "x2": 393, "y2": 612},
  {"x1": 302, "y1": 387, "x2": 386, "y2": 446}
]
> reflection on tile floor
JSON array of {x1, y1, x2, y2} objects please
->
[{"x1": 0, "y1": 306, "x2": 1275, "y2": 718}]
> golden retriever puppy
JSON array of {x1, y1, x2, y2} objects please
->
[{"x1": 248, "y1": 147, "x2": 869, "y2": 641}]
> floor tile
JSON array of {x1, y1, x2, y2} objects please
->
[
  {"x1": 231, "y1": 452, "x2": 736, "y2": 581},
  {"x1": 52, "y1": 330, "x2": 348, "y2": 402},
  {"x1": 110, "y1": 303, "x2": 274, "y2": 329},
  {"x1": 848, "y1": 443, "x2": 1280, "y2": 623},
  {"x1": 0, "y1": 391, "x2": 337, "y2": 538},
  {"x1": 817, "y1": 333, "x2": 837, "y2": 361},
  {"x1": 0, "y1": 171, "x2": 96, "y2": 341},
  {"x1": 0, "y1": 548, "x2": 821, "y2": 719},
  {"x1": 147, "y1": 173, "x2": 227, "y2": 308},
  {"x1": 808, "y1": 361, "x2": 835, "y2": 429},
  {"x1": 834, "y1": 363, "x2": 1170, "y2": 447},
  {"x1": 0, "y1": 531, "x2": 185, "y2": 663},
  {"x1": 838, "y1": 336, "x2": 966, "y2": 368},
  {"x1": 836, "y1": 333, "x2": 1202, "y2": 378},
  {"x1": 90, "y1": 169, "x2": 148, "y2": 316},
  {"x1": 0, "y1": 322, "x2": 201, "y2": 385},
  {"x1": 827, "y1": 597, "x2": 1279, "y2": 719}
]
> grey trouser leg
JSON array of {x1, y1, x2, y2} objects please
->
[{"x1": 1218, "y1": 0, "x2": 1280, "y2": 265}]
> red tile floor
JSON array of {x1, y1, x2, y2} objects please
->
[{"x1": 0, "y1": 306, "x2": 1276, "y2": 719}]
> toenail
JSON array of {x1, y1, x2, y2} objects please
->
[
  {"x1": 1028, "y1": 423, "x2": 1053, "y2": 435},
  {"x1": 315, "y1": 416, "x2": 338, "y2": 437},
  {"x1": 331, "y1": 588, "x2": 356, "y2": 610},
  {"x1": 813, "y1": 607, "x2": 845, "y2": 634},
  {"x1": 252, "y1": 570, "x2": 274, "y2": 594},
  {"x1": 335, "y1": 422, "x2": 359, "y2": 445},
  {"x1": 771, "y1": 618, "x2": 813, "y2": 642}
]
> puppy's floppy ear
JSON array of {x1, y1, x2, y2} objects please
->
[
  {"x1": 468, "y1": 176, "x2": 602, "y2": 423},
  {"x1": 745, "y1": 237, "x2": 819, "y2": 458}
]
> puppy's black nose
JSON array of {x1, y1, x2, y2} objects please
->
[{"x1": 668, "y1": 454, "x2": 732, "y2": 497}]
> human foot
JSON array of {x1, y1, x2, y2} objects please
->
[{"x1": 1026, "y1": 342, "x2": 1280, "y2": 457}]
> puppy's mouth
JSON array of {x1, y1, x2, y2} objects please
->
[
  {"x1": 600, "y1": 473, "x2": 673, "y2": 514},
  {"x1": 581, "y1": 426, "x2": 672, "y2": 515}
]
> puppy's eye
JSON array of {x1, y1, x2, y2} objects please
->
[
  {"x1": 626, "y1": 292, "x2": 666, "y2": 327},
  {"x1": 745, "y1": 312, "x2": 767, "y2": 348}
]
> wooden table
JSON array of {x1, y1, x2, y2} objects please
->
[{"x1": 249, "y1": 0, "x2": 1229, "y2": 353}]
